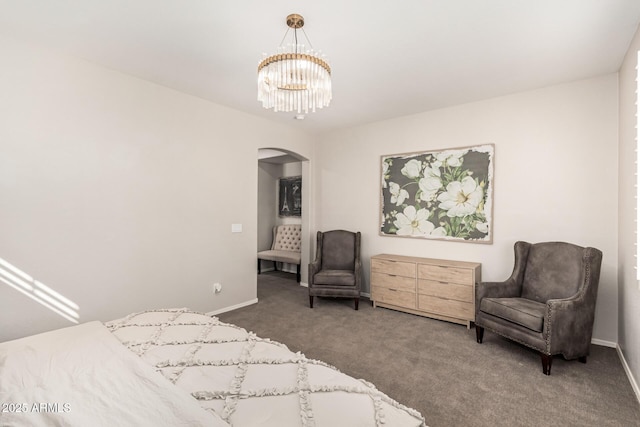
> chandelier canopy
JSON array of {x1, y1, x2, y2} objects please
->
[{"x1": 257, "y1": 14, "x2": 332, "y2": 115}]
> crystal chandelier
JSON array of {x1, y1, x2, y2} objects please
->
[{"x1": 257, "y1": 14, "x2": 332, "y2": 114}]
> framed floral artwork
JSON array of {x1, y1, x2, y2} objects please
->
[{"x1": 380, "y1": 144, "x2": 494, "y2": 243}]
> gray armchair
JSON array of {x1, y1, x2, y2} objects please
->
[
  {"x1": 475, "y1": 241, "x2": 602, "y2": 375},
  {"x1": 308, "y1": 230, "x2": 362, "y2": 310}
]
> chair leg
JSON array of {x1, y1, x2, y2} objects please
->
[
  {"x1": 296, "y1": 264, "x2": 301, "y2": 283},
  {"x1": 475, "y1": 325, "x2": 484, "y2": 343},
  {"x1": 541, "y1": 353, "x2": 553, "y2": 375},
  {"x1": 273, "y1": 261, "x2": 278, "y2": 271},
  {"x1": 257, "y1": 259, "x2": 261, "y2": 274},
  {"x1": 309, "y1": 296, "x2": 314, "y2": 308},
  {"x1": 354, "y1": 298, "x2": 359, "y2": 311}
]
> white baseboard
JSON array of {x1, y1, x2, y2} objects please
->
[
  {"x1": 591, "y1": 338, "x2": 616, "y2": 348},
  {"x1": 207, "y1": 298, "x2": 258, "y2": 316},
  {"x1": 259, "y1": 267, "x2": 299, "y2": 275},
  {"x1": 259, "y1": 265, "x2": 297, "y2": 274},
  {"x1": 617, "y1": 345, "x2": 640, "y2": 405}
]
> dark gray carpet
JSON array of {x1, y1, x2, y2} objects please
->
[{"x1": 218, "y1": 271, "x2": 640, "y2": 427}]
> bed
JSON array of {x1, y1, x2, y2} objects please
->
[{"x1": 1, "y1": 308, "x2": 426, "y2": 426}]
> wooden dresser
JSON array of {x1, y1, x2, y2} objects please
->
[{"x1": 370, "y1": 254, "x2": 481, "y2": 328}]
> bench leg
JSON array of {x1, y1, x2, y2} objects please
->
[{"x1": 296, "y1": 264, "x2": 301, "y2": 283}]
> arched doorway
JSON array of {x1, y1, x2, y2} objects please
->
[{"x1": 257, "y1": 148, "x2": 310, "y2": 286}]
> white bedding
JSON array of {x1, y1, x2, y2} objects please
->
[
  {"x1": 1, "y1": 309, "x2": 426, "y2": 426},
  {"x1": 0, "y1": 321, "x2": 227, "y2": 427},
  {"x1": 107, "y1": 309, "x2": 426, "y2": 427}
]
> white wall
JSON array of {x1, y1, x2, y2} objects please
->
[
  {"x1": 277, "y1": 161, "x2": 303, "y2": 274},
  {"x1": 618, "y1": 24, "x2": 640, "y2": 396},
  {"x1": 257, "y1": 161, "x2": 280, "y2": 252},
  {"x1": 314, "y1": 75, "x2": 619, "y2": 342},
  {"x1": 279, "y1": 162, "x2": 303, "y2": 226},
  {"x1": 0, "y1": 36, "x2": 313, "y2": 342}
]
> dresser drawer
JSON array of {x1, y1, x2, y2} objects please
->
[
  {"x1": 418, "y1": 279, "x2": 473, "y2": 303},
  {"x1": 418, "y1": 264, "x2": 472, "y2": 285},
  {"x1": 371, "y1": 258, "x2": 416, "y2": 278},
  {"x1": 371, "y1": 272, "x2": 415, "y2": 292},
  {"x1": 372, "y1": 286, "x2": 416, "y2": 309},
  {"x1": 418, "y1": 294, "x2": 473, "y2": 319}
]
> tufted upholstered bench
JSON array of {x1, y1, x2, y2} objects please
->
[{"x1": 257, "y1": 224, "x2": 302, "y2": 282}]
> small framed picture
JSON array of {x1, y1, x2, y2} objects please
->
[{"x1": 279, "y1": 176, "x2": 302, "y2": 217}]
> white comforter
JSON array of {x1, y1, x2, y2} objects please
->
[
  {"x1": 0, "y1": 320, "x2": 227, "y2": 427},
  {"x1": 107, "y1": 309, "x2": 426, "y2": 427},
  {"x1": 1, "y1": 309, "x2": 425, "y2": 426}
]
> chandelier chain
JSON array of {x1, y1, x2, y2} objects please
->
[{"x1": 300, "y1": 28, "x2": 314, "y2": 51}]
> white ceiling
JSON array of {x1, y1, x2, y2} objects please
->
[{"x1": 1, "y1": 1, "x2": 639, "y2": 133}]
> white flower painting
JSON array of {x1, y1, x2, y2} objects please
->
[{"x1": 380, "y1": 144, "x2": 494, "y2": 243}]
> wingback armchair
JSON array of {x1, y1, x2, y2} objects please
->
[
  {"x1": 308, "y1": 230, "x2": 362, "y2": 310},
  {"x1": 475, "y1": 241, "x2": 602, "y2": 375}
]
